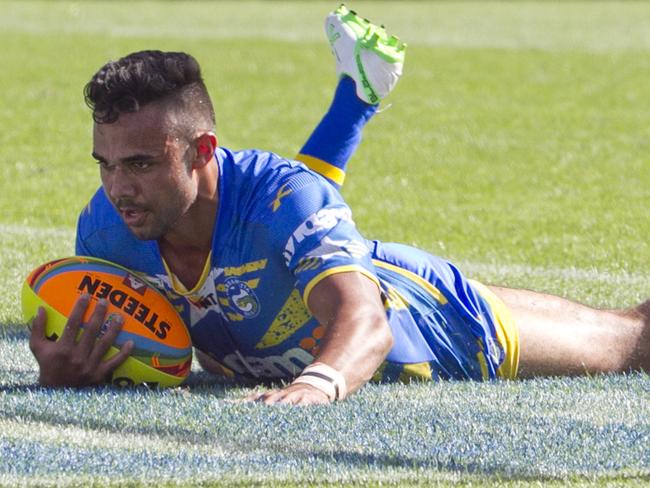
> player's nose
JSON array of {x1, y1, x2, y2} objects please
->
[{"x1": 104, "y1": 165, "x2": 138, "y2": 200}]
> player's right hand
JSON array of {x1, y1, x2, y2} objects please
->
[{"x1": 28, "y1": 294, "x2": 134, "y2": 387}]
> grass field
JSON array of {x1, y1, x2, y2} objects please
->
[{"x1": 1, "y1": 1, "x2": 649, "y2": 486}]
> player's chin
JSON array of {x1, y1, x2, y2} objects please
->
[{"x1": 127, "y1": 220, "x2": 166, "y2": 241}]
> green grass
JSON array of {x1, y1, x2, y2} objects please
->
[{"x1": 0, "y1": 1, "x2": 649, "y2": 486}]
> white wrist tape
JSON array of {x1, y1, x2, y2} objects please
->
[{"x1": 291, "y1": 362, "x2": 348, "y2": 401}]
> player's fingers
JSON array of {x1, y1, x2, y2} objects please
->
[
  {"x1": 244, "y1": 389, "x2": 273, "y2": 402},
  {"x1": 97, "y1": 340, "x2": 134, "y2": 380},
  {"x1": 28, "y1": 307, "x2": 47, "y2": 352},
  {"x1": 261, "y1": 389, "x2": 296, "y2": 405},
  {"x1": 275, "y1": 385, "x2": 330, "y2": 406},
  {"x1": 87, "y1": 313, "x2": 124, "y2": 365},
  {"x1": 60, "y1": 294, "x2": 91, "y2": 344},
  {"x1": 78, "y1": 299, "x2": 108, "y2": 354},
  {"x1": 293, "y1": 392, "x2": 330, "y2": 406}
]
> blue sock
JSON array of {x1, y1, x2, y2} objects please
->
[{"x1": 296, "y1": 76, "x2": 377, "y2": 189}]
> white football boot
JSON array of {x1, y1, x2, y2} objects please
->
[{"x1": 325, "y1": 4, "x2": 407, "y2": 104}]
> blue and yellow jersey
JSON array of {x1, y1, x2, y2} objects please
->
[{"x1": 76, "y1": 147, "x2": 516, "y2": 383}]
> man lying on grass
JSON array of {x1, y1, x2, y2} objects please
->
[{"x1": 29, "y1": 6, "x2": 650, "y2": 405}]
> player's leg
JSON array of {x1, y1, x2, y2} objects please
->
[
  {"x1": 488, "y1": 286, "x2": 650, "y2": 377},
  {"x1": 296, "y1": 5, "x2": 406, "y2": 188}
]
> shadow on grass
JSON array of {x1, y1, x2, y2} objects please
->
[
  {"x1": 0, "y1": 372, "x2": 234, "y2": 394},
  {"x1": 0, "y1": 380, "x2": 235, "y2": 447},
  {"x1": 2, "y1": 379, "x2": 650, "y2": 482},
  {"x1": 288, "y1": 443, "x2": 650, "y2": 482}
]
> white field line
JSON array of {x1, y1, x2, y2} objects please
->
[
  {"x1": 0, "y1": 223, "x2": 74, "y2": 240},
  {"x1": 5, "y1": 223, "x2": 650, "y2": 288},
  {"x1": 459, "y1": 261, "x2": 648, "y2": 287},
  {"x1": 1, "y1": 223, "x2": 646, "y2": 288},
  {"x1": 3, "y1": 7, "x2": 650, "y2": 53}
]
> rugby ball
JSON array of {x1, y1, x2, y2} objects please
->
[{"x1": 22, "y1": 256, "x2": 192, "y2": 388}]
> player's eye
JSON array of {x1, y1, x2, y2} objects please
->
[{"x1": 130, "y1": 160, "x2": 153, "y2": 170}]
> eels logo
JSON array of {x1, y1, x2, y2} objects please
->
[{"x1": 225, "y1": 278, "x2": 260, "y2": 319}]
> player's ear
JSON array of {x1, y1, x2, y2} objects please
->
[{"x1": 193, "y1": 132, "x2": 218, "y2": 168}]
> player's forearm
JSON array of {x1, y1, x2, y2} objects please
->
[
  {"x1": 306, "y1": 272, "x2": 394, "y2": 397},
  {"x1": 316, "y1": 304, "x2": 393, "y2": 395}
]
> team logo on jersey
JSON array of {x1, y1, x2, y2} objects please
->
[
  {"x1": 271, "y1": 184, "x2": 293, "y2": 212},
  {"x1": 225, "y1": 277, "x2": 260, "y2": 319}
]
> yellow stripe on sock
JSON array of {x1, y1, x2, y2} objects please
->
[{"x1": 295, "y1": 154, "x2": 346, "y2": 186}]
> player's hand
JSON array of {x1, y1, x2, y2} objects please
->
[
  {"x1": 28, "y1": 294, "x2": 134, "y2": 387},
  {"x1": 245, "y1": 383, "x2": 331, "y2": 406}
]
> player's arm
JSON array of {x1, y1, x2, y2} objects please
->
[{"x1": 249, "y1": 271, "x2": 393, "y2": 405}]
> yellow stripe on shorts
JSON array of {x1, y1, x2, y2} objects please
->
[
  {"x1": 295, "y1": 153, "x2": 346, "y2": 186},
  {"x1": 469, "y1": 280, "x2": 520, "y2": 379}
]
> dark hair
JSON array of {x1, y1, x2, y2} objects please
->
[{"x1": 84, "y1": 50, "x2": 215, "y2": 133}]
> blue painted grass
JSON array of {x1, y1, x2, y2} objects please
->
[{"x1": 2, "y1": 326, "x2": 649, "y2": 486}]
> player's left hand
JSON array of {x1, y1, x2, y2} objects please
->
[{"x1": 245, "y1": 383, "x2": 331, "y2": 406}]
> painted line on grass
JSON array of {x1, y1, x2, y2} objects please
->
[
  {"x1": 1, "y1": 223, "x2": 646, "y2": 287},
  {"x1": 0, "y1": 223, "x2": 74, "y2": 240},
  {"x1": 3, "y1": 15, "x2": 650, "y2": 53},
  {"x1": 459, "y1": 261, "x2": 648, "y2": 287}
]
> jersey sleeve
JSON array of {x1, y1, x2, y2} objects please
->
[
  {"x1": 75, "y1": 215, "x2": 92, "y2": 256},
  {"x1": 263, "y1": 166, "x2": 381, "y2": 308},
  {"x1": 75, "y1": 192, "x2": 107, "y2": 257},
  {"x1": 74, "y1": 188, "x2": 160, "y2": 272}
]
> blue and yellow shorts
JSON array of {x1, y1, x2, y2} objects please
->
[
  {"x1": 469, "y1": 280, "x2": 519, "y2": 379},
  {"x1": 368, "y1": 242, "x2": 520, "y2": 383}
]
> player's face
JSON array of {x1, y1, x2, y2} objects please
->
[{"x1": 92, "y1": 103, "x2": 198, "y2": 241}]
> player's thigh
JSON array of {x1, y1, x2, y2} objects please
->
[{"x1": 486, "y1": 285, "x2": 642, "y2": 377}]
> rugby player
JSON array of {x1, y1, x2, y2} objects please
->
[{"x1": 29, "y1": 6, "x2": 650, "y2": 404}]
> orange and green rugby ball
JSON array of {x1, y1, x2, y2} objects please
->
[{"x1": 22, "y1": 256, "x2": 192, "y2": 388}]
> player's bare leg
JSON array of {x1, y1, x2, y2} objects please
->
[{"x1": 488, "y1": 286, "x2": 650, "y2": 377}]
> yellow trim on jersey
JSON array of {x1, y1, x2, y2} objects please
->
[
  {"x1": 372, "y1": 259, "x2": 448, "y2": 305},
  {"x1": 469, "y1": 280, "x2": 520, "y2": 379},
  {"x1": 302, "y1": 265, "x2": 381, "y2": 310},
  {"x1": 295, "y1": 153, "x2": 346, "y2": 186},
  {"x1": 162, "y1": 251, "x2": 213, "y2": 297},
  {"x1": 255, "y1": 289, "x2": 311, "y2": 349},
  {"x1": 399, "y1": 362, "x2": 433, "y2": 382}
]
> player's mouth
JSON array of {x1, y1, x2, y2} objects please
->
[{"x1": 119, "y1": 207, "x2": 148, "y2": 227}]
